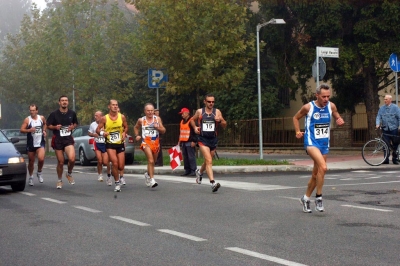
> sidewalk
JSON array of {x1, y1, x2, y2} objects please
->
[{"x1": 121, "y1": 154, "x2": 399, "y2": 175}]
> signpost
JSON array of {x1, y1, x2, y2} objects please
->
[
  {"x1": 389, "y1": 53, "x2": 400, "y2": 105},
  {"x1": 148, "y1": 69, "x2": 168, "y2": 109},
  {"x1": 315, "y1": 47, "x2": 339, "y2": 89},
  {"x1": 312, "y1": 57, "x2": 326, "y2": 82}
]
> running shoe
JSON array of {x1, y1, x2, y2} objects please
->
[
  {"x1": 144, "y1": 172, "x2": 151, "y2": 187},
  {"x1": 149, "y1": 178, "x2": 158, "y2": 188},
  {"x1": 315, "y1": 198, "x2": 324, "y2": 212},
  {"x1": 28, "y1": 178, "x2": 34, "y2": 186},
  {"x1": 114, "y1": 182, "x2": 121, "y2": 192},
  {"x1": 98, "y1": 175, "x2": 104, "y2": 182},
  {"x1": 300, "y1": 196, "x2": 312, "y2": 213},
  {"x1": 66, "y1": 173, "x2": 75, "y2": 185},
  {"x1": 120, "y1": 176, "x2": 126, "y2": 185},
  {"x1": 37, "y1": 172, "x2": 44, "y2": 183},
  {"x1": 211, "y1": 182, "x2": 220, "y2": 192},
  {"x1": 195, "y1": 169, "x2": 203, "y2": 184},
  {"x1": 56, "y1": 180, "x2": 63, "y2": 189},
  {"x1": 106, "y1": 175, "x2": 112, "y2": 186}
]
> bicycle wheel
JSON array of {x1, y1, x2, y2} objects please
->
[{"x1": 362, "y1": 139, "x2": 389, "y2": 166}]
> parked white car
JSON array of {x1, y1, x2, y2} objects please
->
[{"x1": 70, "y1": 125, "x2": 135, "y2": 166}]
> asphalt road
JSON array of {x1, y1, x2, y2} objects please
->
[{"x1": 0, "y1": 163, "x2": 399, "y2": 266}]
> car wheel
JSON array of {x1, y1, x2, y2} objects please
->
[
  {"x1": 11, "y1": 181, "x2": 26, "y2": 192},
  {"x1": 125, "y1": 153, "x2": 134, "y2": 165},
  {"x1": 79, "y1": 148, "x2": 90, "y2": 166}
]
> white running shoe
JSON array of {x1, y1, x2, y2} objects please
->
[
  {"x1": 149, "y1": 178, "x2": 158, "y2": 188},
  {"x1": 56, "y1": 180, "x2": 63, "y2": 189},
  {"x1": 144, "y1": 172, "x2": 151, "y2": 187},
  {"x1": 37, "y1": 172, "x2": 43, "y2": 183},
  {"x1": 315, "y1": 198, "x2": 324, "y2": 212},
  {"x1": 211, "y1": 182, "x2": 220, "y2": 192},
  {"x1": 114, "y1": 183, "x2": 121, "y2": 192},
  {"x1": 195, "y1": 169, "x2": 203, "y2": 184},
  {"x1": 120, "y1": 176, "x2": 126, "y2": 185},
  {"x1": 98, "y1": 175, "x2": 104, "y2": 182},
  {"x1": 28, "y1": 178, "x2": 34, "y2": 186},
  {"x1": 106, "y1": 175, "x2": 112, "y2": 186}
]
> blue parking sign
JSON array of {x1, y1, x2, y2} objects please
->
[{"x1": 148, "y1": 69, "x2": 168, "y2": 88}]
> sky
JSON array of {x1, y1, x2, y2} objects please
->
[{"x1": 32, "y1": 0, "x2": 47, "y2": 10}]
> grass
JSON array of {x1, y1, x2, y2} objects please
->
[
  {"x1": 134, "y1": 154, "x2": 290, "y2": 166},
  {"x1": 45, "y1": 151, "x2": 290, "y2": 166}
]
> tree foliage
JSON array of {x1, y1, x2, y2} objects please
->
[
  {"x1": 134, "y1": 0, "x2": 256, "y2": 109},
  {"x1": 0, "y1": 0, "x2": 137, "y2": 124},
  {"x1": 258, "y1": 0, "x2": 400, "y2": 133}
]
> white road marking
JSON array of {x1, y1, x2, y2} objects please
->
[
  {"x1": 364, "y1": 176, "x2": 381, "y2": 179},
  {"x1": 341, "y1": 205, "x2": 393, "y2": 212},
  {"x1": 351, "y1": 170, "x2": 372, "y2": 173},
  {"x1": 73, "y1": 206, "x2": 102, "y2": 213},
  {"x1": 325, "y1": 180, "x2": 400, "y2": 187},
  {"x1": 225, "y1": 247, "x2": 308, "y2": 266},
  {"x1": 157, "y1": 229, "x2": 207, "y2": 242},
  {"x1": 140, "y1": 175, "x2": 295, "y2": 191},
  {"x1": 20, "y1": 192, "x2": 36, "y2": 196},
  {"x1": 110, "y1": 216, "x2": 151, "y2": 226},
  {"x1": 41, "y1": 197, "x2": 66, "y2": 204},
  {"x1": 340, "y1": 178, "x2": 361, "y2": 181}
]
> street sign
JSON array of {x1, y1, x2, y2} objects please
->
[
  {"x1": 317, "y1": 47, "x2": 339, "y2": 58},
  {"x1": 148, "y1": 69, "x2": 168, "y2": 88},
  {"x1": 312, "y1": 57, "x2": 326, "y2": 81},
  {"x1": 389, "y1": 53, "x2": 400, "y2": 72}
]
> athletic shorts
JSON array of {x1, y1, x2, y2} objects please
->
[
  {"x1": 27, "y1": 145, "x2": 45, "y2": 153},
  {"x1": 105, "y1": 143, "x2": 125, "y2": 154},
  {"x1": 140, "y1": 141, "x2": 160, "y2": 154},
  {"x1": 197, "y1": 136, "x2": 218, "y2": 151},
  {"x1": 305, "y1": 145, "x2": 329, "y2": 155},
  {"x1": 53, "y1": 136, "x2": 74, "y2": 151},
  {"x1": 94, "y1": 142, "x2": 107, "y2": 153}
]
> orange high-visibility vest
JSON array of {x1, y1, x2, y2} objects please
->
[{"x1": 179, "y1": 117, "x2": 192, "y2": 141}]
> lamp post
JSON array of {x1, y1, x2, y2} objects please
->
[{"x1": 257, "y1": 18, "x2": 286, "y2": 160}]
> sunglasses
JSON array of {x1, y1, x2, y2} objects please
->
[{"x1": 206, "y1": 101, "x2": 215, "y2": 103}]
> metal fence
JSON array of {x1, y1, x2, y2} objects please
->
[{"x1": 161, "y1": 113, "x2": 372, "y2": 148}]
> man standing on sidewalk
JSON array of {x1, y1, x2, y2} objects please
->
[
  {"x1": 293, "y1": 84, "x2": 344, "y2": 213},
  {"x1": 177, "y1": 107, "x2": 197, "y2": 176},
  {"x1": 375, "y1": 94, "x2": 400, "y2": 164},
  {"x1": 47, "y1": 95, "x2": 78, "y2": 189}
]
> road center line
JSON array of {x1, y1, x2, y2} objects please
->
[
  {"x1": 341, "y1": 205, "x2": 393, "y2": 212},
  {"x1": 20, "y1": 192, "x2": 36, "y2": 196},
  {"x1": 225, "y1": 247, "x2": 308, "y2": 266},
  {"x1": 41, "y1": 197, "x2": 66, "y2": 204},
  {"x1": 157, "y1": 229, "x2": 207, "y2": 242},
  {"x1": 110, "y1": 216, "x2": 151, "y2": 226},
  {"x1": 73, "y1": 206, "x2": 102, "y2": 213}
]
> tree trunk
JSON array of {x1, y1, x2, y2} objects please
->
[{"x1": 363, "y1": 58, "x2": 380, "y2": 140}]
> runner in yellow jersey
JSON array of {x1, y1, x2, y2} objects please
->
[{"x1": 96, "y1": 99, "x2": 128, "y2": 192}]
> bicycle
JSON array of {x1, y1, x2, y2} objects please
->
[{"x1": 362, "y1": 128, "x2": 400, "y2": 166}]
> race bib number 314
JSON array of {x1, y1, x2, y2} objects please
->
[{"x1": 314, "y1": 123, "x2": 329, "y2": 139}]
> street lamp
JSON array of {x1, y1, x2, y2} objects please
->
[{"x1": 257, "y1": 18, "x2": 286, "y2": 160}]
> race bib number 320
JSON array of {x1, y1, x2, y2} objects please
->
[{"x1": 314, "y1": 123, "x2": 329, "y2": 139}]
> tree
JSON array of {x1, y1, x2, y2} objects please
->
[
  {"x1": 259, "y1": 0, "x2": 400, "y2": 134},
  {"x1": 134, "y1": 0, "x2": 255, "y2": 109},
  {"x1": 0, "y1": 0, "x2": 32, "y2": 43},
  {"x1": 0, "y1": 0, "x2": 137, "y2": 124}
]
